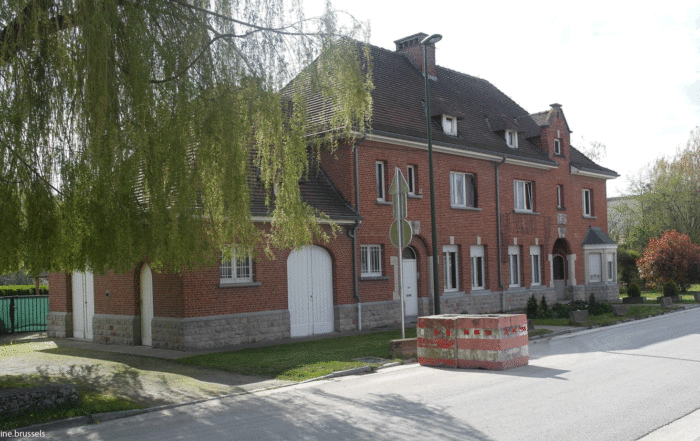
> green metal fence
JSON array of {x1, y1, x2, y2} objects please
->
[{"x1": 0, "y1": 295, "x2": 49, "y2": 335}]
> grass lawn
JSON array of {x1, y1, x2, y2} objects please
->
[
  {"x1": 0, "y1": 375, "x2": 144, "y2": 431},
  {"x1": 532, "y1": 304, "x2": 682, "y2": 328},
  {"x1": 176, "y1": 328, "x2": 418, "y2": 382},
  {"x1": 620, "y1": 283, "x2": 700, "y2": 304}
]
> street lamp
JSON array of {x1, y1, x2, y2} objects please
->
[{"x1": 421, "y1": 33, "x2": 442, "y2": 315}]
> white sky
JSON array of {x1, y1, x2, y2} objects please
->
[{"x1": 304, "y1": 0, "x2": 700, "y2": 197}]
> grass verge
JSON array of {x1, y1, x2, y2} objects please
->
[
  {"x1": 533, "y1": 304, "x2": 682, "y2": 328},
  {"x1": 176, "y1": 328, "x2": 417, "y2": 381},
  {"x1": 0, "y1": 375, "x2": 144, "y2": 431}
]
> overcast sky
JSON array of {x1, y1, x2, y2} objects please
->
[{"x1": 305, "y1": 0, "x2": 700, "y2": 197}]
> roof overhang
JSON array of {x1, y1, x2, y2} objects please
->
[
  {"x1": 571, "y1": 166, "x2": 619, "y2": 180},
  {"x1": 252, "y1": 216, "x2": 357, "y2": 225}
]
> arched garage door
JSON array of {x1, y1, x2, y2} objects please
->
[
  {"x1": 287, "y1": 246, "x2": 334, "y2": 337},
  {"x1": 72, "y1": 271, "x2": 94, "y2": 340}
]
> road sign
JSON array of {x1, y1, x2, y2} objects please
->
[
  {"x1": 390, "y1": 219, "x2": 413, "y2": 249},
  {"x1": 389, "y1": 169, "x2": 409, "y2": 219}
]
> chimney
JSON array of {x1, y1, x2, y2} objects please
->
[{"x1": 395, "y1": 33, "x2": 437, "y2": 79}]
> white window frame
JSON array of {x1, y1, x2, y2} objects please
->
[
  {"x1": 557, "y1": 184, "x2": 563, "y2": 209},
  {"x1": 506, "y1": 130, "x2": 518, "y2": 148},
  {"x1": 442, "y1": 115, "x2": 457, "y2": 135},
  {"x1": 450, "y1": 171, "x2": 476, "y2": 208},
  {"x1": 508, "y1": 245, "x2": 520, "y2": 287},
  {"x1": 514, "y1": 180, "x2": 533, "y2": 212},
  {"x1": 443, "y1": 245, "x2": 459, "y2": 292},
  {"x1": 606, "y1": 253, "x2": 616, "y2": 282},
  {"x1": 361, "y1": 244, "x2": 382, "y2": 277},
  {"x1": 582, "y1": 189, "x2": 592, "y2": 217},
  {"x1": 220, "y1": 250, "x2": 254, "y2": 284},
  {"x1": 407, "y1": 165, "x2": 416, "y2": 195},
  {"x1": 554, "y1": 138, "x2": 561, "y2": 155},
  {"x1": 376, "y1": 161, "x2": 386, "y2": 201},
  {"x1": 530, "y1": 245, "x2": 541, "y2": 286},
  {"x1": 470, "y1": 245, "x2": 485, "y2": 290}
]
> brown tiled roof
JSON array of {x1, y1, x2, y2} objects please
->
[
  {"x1": 249, "y1": 160, "x2": 360, "y2": 221},
  {"x1": 569, "y1": 146, "x2": 619, "y2": 178}
]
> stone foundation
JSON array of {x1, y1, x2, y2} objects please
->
[
  {"x1": 582, "y1": 283, "x2": 619, "y2": 303},
  {"x1": 47, "y1": 312, "x2": 72, "y2": 338},
  {"x1": 0, "y1": 385, "x2": 79, "y2": 416},
  {"x1": 93, "y1": 314, "x2": 140, "y2": 345},
  {"x1": 439, "y1": 288, "x2": 557, "y2": 315},
  {"x1": 152, "y1": 317, "x2": 185, "y2": 350}
]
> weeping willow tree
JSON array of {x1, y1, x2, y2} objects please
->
[{"x1": 0, "y1": 0, "x2": 373, "y2": 275}]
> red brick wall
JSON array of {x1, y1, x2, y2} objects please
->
[
  {"x1": 48, "y1": 272, "x2": 71, "y2": 312},
  {"x1": 94, "y1": 270, "x2": 137, "y2": 315},
  {"x1": 152, "y1": 268, "x2": 184, "y2": 318}
]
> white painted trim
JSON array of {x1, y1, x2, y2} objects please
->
[
  {"x1": 362, "y1": 133, "x2": 502, "y2": 162},
  {"x1": 571, "y1": 166, "x2": 618, "y2": 180},
  {"x1": 504, "y1": 158, "x2": 557, "y2": 170},
  {"x1": 251, "y1": 216, "x2": 356, "y2": 225}
]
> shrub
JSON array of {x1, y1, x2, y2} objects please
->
[
  {"x1": 663, "y1": 280, "x2": 679, "y2": 297},
  {"x1": 618, "y1": 247, "x2": 641, "y2": 286},
  {"x1": 588, "y1": 293, "x2": 598, "y2": 314},
  {"x1": 637, "y1": 230, "x2": 700, "y2": 291},
  {"x1": 627, "y1": 283, "x2": 641, "y2": 298},
  {"x1": 0, "y1": 285, "x2": 49, "y2": 296},
  {"x1": 538, "y1": 295, "x2": 550, "y2": 318},
  {"x1": 552, "y1": 303, "x2": 571, "y2": 319},
  {"x1": 526, "y1": 294, "x2": 539, "y2": 319}
]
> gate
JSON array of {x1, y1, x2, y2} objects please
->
[{"x1": 0, "y1": 295, "x2": 49, "y2": 335}]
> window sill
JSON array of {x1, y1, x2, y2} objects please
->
[
  {"x1": 360, "y1": 275, "x2": 389, "y2": 281},
  {"x1": 219, "y1": 281, "x2": 261, "y2": 289},
  {"x1": 408, "y1": 194, "x2": 423, "y2": 199},
  {"x1": 557, "y1": 207, "x2": 566, "y2": 211},
  {"x1": 376, "y1": 200, "x2": 392, "y2": 206},
  {"x1": 451, "y1": 205, "x2": 481, "y2": 211},
  {"x1": 583, "y1": 215, "x2": 597, "y2": 219},
  {"x1": 514, "y1": 210, "x2": 539, "y2": 215}
]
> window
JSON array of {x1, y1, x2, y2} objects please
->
[
  {"x1": 443, "y1": 245, "x2": 459, "y2": 292},
  {"x1": 588, "y1": 252, "x2": 602, "y2": 283},
  {"x1": 557, "y1": 185, "x2": 564, "y2": 209},
  {"x1": 220, "y1": 250, "x2": 253, "y2": 284},
  {"x1": 582, "y1": 189, "x2": 592, "y2": 217},
  {"x1": 407, "y1": 165, "x2": 416, "y2": 195},
  {"x1": 508, "y1": 245, "x2": 520, "y2": 287},
  {"x1": 506, "y1": 130, "x2": 518, "y2": 148},
  {"x1": 530, "y1": 245, "x2": 541, "y2": 286},
  {"x1": 470, "y1": 245, "x2": 485, "y2": 290},
  {"x1": 376, "y1": 161, "x2": 386, "y2": 201},
  {"x1": 361, "y1": 245, "x2": 382, "y2": 277},
  {"x1": 554, "y1": 138, "x2": 561, "y2": 155},
  {"x1": 514, "y1": 180, "x2": 533, "y2": 212},
  {"x1": 450, "y1": 172, "x2": 476, "y2": 208},
  {"x1": 442, "y1": 115, "x2": 457, "y2": 135},
  {"x1": 606, "y1": 254, "x2": 616, "y2": 282}
]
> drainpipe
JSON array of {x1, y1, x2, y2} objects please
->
[
  {"x1": 347, "y1": 136, "x2": 364, "y2": 330},
  {"x1": 494, "y1": 157, "x2": 506, "y2": 312}
]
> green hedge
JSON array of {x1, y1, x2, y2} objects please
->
[{"x1": 0, "y1": 285, "x2": 49, "y2": 296}]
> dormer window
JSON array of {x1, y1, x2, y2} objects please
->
[
  {"x1": 506, "y1": 130, "x2": 518, "y2": 148},
  {"x1": 554, "y1": 138, "x2": 561, "y2": 155},
  {"x1": 442, "y1": 115, "x2": 457, "y2": 135}
]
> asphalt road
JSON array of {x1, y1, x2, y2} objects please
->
[{"x1": 32, "y1": 308, "x2": 700, "y2": 441}]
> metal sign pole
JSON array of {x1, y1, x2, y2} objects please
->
[{"x1": 397, "y1": 180, "x2": 405, "y2": 339}]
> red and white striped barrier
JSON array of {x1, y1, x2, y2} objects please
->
[{"x1": 417, "y1": 314, "x2": 529, "y2": 370}]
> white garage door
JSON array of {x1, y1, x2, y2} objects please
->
[
  {"x1": 287, "y1": 246, "x2": 334, "y2": 337},
  {"x1": 72, "y1": 271, "x2": 95, "y2": 340}
]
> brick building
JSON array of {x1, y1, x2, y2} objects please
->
[{"x1": 47, "y1": 32, "x2": 619, "y2": 350}]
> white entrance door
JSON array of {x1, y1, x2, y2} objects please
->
[
  {"x1": 287, "y1": 246, "x2": 334, "y2": 337},
  {"x1": 553, "y1": 255, "x2": 567, "y2": 300},
  {"x1": 402, "y1": 248, "x2": 418, "y2": 317},
  {"x1": 140, "y1": 263, "x2": 154, "y2": 346},
  {"x1": 72, "y1": 271, "x2": 95, "y2": 340}
]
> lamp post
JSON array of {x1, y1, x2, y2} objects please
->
[{"x1": 421, "y1": 34, "x2": 442, "y2": 315}]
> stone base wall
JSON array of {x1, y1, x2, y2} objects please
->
[
  {"x1": 438, "y1": 288, "x2": 557, "y2": 315},
  {"x1": 0, "y1": 385, "x2": 79, "y2": 416},
  {"x1": 582, "y1": 284, "x2": 619, "y2": 303},
  {"x1": 47, "y1": 312, "x2": 72, "y2": 338},
  {"x1": 152, "y1": 317, "x2": 185, "y2": 350},
  {"x1": 158, "y1": 310, "x2": 291, "y2": 351},
  {"x1": 335, "y1": 304, "x2": 357, "y2": 332},
  {"x1": 93, "y1": 314, "x2": 140, "y2": 345},
  {"x1": 360, "y1": 300, "x2": 401, "y2": 330}
]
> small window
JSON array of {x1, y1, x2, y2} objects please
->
[
  {"x1": 470, "y1": 245, "x2": 485, "y2": 290},
  {"x1": 530, "y1": 245, "x2": 541, "y2": 286},
  {"x1": 606, "y1": 253, "x2": 616, "y2": 282},
  {"x1": 514, "y1": 180, "x2": 533, "y2": 212},
  {"x1": 508, "y1": 245, "x2": 520, "y2": 287},
  {"x1": 443, "y1": 245, "x2": 459, "y2": 292},
  {"x1": 450, "y1": 172, "x2": 476, "y2": 208},
  {"x1": 220, "y1": 250, "x2": 254, "y2": 284},
  {"x1": 554, "y1": 138, "x2": 561, "y2": 155},
  {"x1": 442, "y1": 115, "x2": 457, "y2": 135},
  {"x1": 376, "y1": 161, "x2": 386, "y2": 201},
  {"x1": 506, "y1": 130, "x2": 518, "y2": 148},
  {"x1": 361, "y1": 244, "x2": 382, "y2": 277},
  {"x1": 407, "y1": 165, "x2": 416, "y2": 195},
  {"x1": 583, "y1": 189, "x2": 592, "y2": 217},
  {"x1": 557, "y1": 185, "x2": 564, "y2": 209}
]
